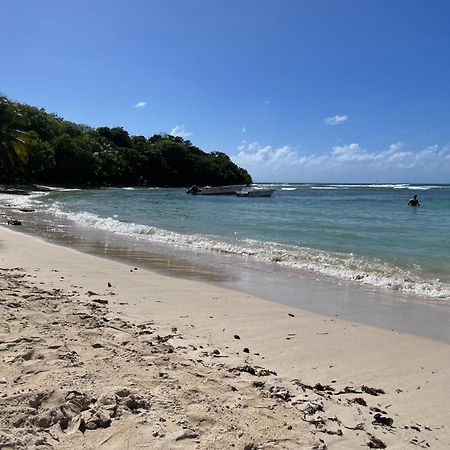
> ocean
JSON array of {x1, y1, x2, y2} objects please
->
[{"x1": 1, "y1": 183, "x2": 450, "y2": 304}]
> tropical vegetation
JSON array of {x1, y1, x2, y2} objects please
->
[{"x1": 0, "y1": 96, "x2": 252, "y2": 187}]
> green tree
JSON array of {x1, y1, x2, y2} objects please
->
[
  {"x1": 0, "y1": 96, "x2": 253, "y2": 186},
  {"x1": 0, "y1": 96, "x2": 32, "y2": 180}
]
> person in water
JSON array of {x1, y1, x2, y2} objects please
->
[{"x1": 408, "y1": 194, "x2": 420, "y2": 207}]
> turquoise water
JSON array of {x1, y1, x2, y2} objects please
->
[{"x1": 2, "y1": 183, "x2": 450, "y2": 300}]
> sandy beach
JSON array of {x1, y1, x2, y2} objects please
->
[{"x1": 1, "y1": 225, "x2": 449, "y2": 449}]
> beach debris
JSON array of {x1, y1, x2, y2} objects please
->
[
  {"x1": 175, "y1": 430, "x2": 199, "y2": 441},
  {"x1": 334, "y1": 386, "x2": 362, "y2": 395},
  {"x1": 292, "y1": 379, "x2": 335, "y2": 395},
  {"x1": 303, "y1": 402, "x2": 324, "y2": 415},
  {"x1": 107, "y1": 282, "x2": 112, "y2": 287},
  {"x1": 344, "y1": 422, "x2": 365, "y2": 431},
  {"x1": 350, "y1": 397, "x2": 367, "y2": 406},
  {"x1": 256, "y1": 368, "x2": 277, "y2": 376},
  {"x1": 243, "y1": 347, "x2": 250, "y2": 353},
  {"x1": 233, "y1": 334, "x2": 240, "y2": 339},
  {"x1": 243, "y1": 443, "x2": 258, "y2": 450},
  {"x1": 370, "y1": 406, "x2": 386, "y2": 414},
  {"x1": 7, "y1": 219, "x2": 22, "y2": 226},
  {"x1": 267, "y1": 385, "x2": 294, "y2": 402},
  {"x1": 311, "y1": 443, "x2": 327, "y2": 450},
  {"x1": 19, "y1": 208, "x2": 35, "y2": 212},
  {"x1": 372, "y1": 413, "x2": 394, "y2": 427},
  {"x1": 361, "y1": 385, "x2": 385, "y2": 396},
  {"x1": 367, "y1": 434, "x2": 387, "y2": 448},
  {"x1": 92, "y1": 299, "x2": 109, "y2": 305},
  {"x1": 288, "y1": 313, "x2": 295, "y2": 317},
  {"x1": 155, "y1": 334, "x2": 174, "y2": 343},
  {"x1": 230, "y1": 365, "x2": 277, "y2": 377}
]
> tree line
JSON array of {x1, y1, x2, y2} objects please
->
[{"x1": 0, "y1": 96, "x2": 252, "y2": 187}]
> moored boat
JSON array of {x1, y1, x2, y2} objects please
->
[
  {"x1": 236, "y1": 188, "x2": 276, "y2": 197},
  {"x1": 186, "y1": 185, "x2": 246, "y2": 195}
]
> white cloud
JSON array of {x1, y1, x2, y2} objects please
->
[
  {"x1": 242, "y1": 126, "x2": 247, "y2": 133},
  {"x1": 133, "y1": 101, "x2": 147, "y2": 108},
  {"x1": 331, "y1": 143, "x2": 372, "y2": 161},
  {"x1": 324, "y1": 114, "x2": 349, "y2": 125},
  {"x1": 170, "y1": 124, "x2": 193, "y2": 138},
  {"x1": 231, "y1": 141, "x2": 450, "y2": 182}
]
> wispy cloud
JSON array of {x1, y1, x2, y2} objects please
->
[
  {"x1": 170, "y1": 124, "x2": 193, "y2": 138},
  {"x1": 263, "y1": 100, "x2": 271, "y2": 105},
  {"x1": 232, "y1": 141, "x2": 450, "y2": 182},
  {"x1": 242, "y1": 126, "x2": 247, "y2": 133},
  {"x1": 133, "y1": 101, "x2": 147, "y2": 108},
  {"x1": 324, "y1": 114, "x2": 349, "y2": 125}
]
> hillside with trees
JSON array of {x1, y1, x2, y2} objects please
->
[{"x1": 0, "y1": 96, "x2": 252, "y2": 187}]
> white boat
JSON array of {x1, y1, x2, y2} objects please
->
[
  {"x1": 186, "y1": 184, "x2": 246, "y2": 195},
  {"x1": 236, "y1": 188, "x2": 276, "y2": 197}
]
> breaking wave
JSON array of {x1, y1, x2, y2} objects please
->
[{"x1": 46, "y1": 204, "x2": 450, "y2": 300}]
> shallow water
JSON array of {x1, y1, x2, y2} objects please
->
[
  {"x1": 3, "y1": 183, "x2": 449, "y2": 300},
  {"x1": 2, "y1": 183, "x2": 450, "y2": 342}
]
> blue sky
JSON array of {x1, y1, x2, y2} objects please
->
[{"x1": 1, "y1": 0, "x2": 450, "y2": 182}]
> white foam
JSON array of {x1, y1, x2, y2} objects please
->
[
  {"x1": 47, "y1": 205, "x2": 450, "y2": 301},
  {"x1": 0, "y1": 192, "x2": 48, "y2": 209},
  {"x1": 310, "y1": 187, "x2": 338, "y2": 190}
]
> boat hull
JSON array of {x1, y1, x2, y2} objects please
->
[
  {"x1": 187, "y1": 185, "x2": 246, "y2": 195},
  {"x1": 236, "y1": 188, "x2": 276, "y2": 197}
]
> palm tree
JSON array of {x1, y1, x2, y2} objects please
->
[{"x1": 0, "y1": 96, "x2": 31, "y2": 176}]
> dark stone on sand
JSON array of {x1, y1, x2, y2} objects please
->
[
  {"x1": 211, "y1": 349, "x2": 220, "y2": 356},
  {"x1": 243, "y1": 347, "x2": 250, "y2": 353},
  {"x1": 367, "y1": 434, "x2": 387, "y2": 449},
  {"x1": 107, "y1": 282, "x2": 112, "y2": 288},
  {"x1": 370, "y1": 406, "x2": 386, "y2": 414},
  {"x1": 92, "y1": 299, "x2": 109, "y2": 305},
  {"x1": 288, "y1": 313, "x2": 295, "y2": 317},
  {"x1": 361, "y1": 385, "x2": 385, "y2": 396},
  {"x1": 372, "y1": 413, "x2": 393, "y2": 427},
  {"x1": 314, "y1": 383, "x2": 335, "y2": 392},
  {"x1": 233, "y1": 365, "x2": 255, "y2": 375},
  {"x1": 352, "y1": 397, "x2": 367, "y2": 406},
  {"x1": 19, "y1": 208, "x2": 35, "y2": 212},
  {"x1": 233, "y1": 334, "x2": 240, "y2": 340},
  {"x1": 7, "y1": 219, "x2": 22, "y2": 226}
]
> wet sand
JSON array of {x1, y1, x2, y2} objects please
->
[
  {"x1": 1, "y1": 225, "x2": 450, "y2": 449},
  {"x1": 3, "y1": 201, "x2": 450, "y2": 344}
]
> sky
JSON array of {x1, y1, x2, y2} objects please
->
[{"x1": 1, "y1": 0, "x2": 450, "y2": 183}]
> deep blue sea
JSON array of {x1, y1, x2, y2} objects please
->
[{"x1": 2, "y1": 183, "x2": 450, "y2": 301}]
